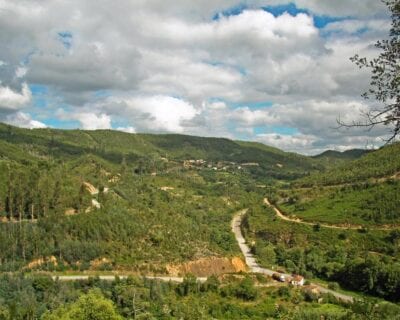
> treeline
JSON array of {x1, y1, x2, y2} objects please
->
[
  {"x1": 0, "y1": 162, "x2": 92, "y2": 221},
  {"x1": 1, "y1": 274, "x2": 398, "y2": 319}
]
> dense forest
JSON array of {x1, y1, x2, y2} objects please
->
[
  {"x1": 0, "y1": 123, "x2": 399, "y2": 317},
  {"x1": 1, "y1": 274, "x2": 400, "y2": 319}
]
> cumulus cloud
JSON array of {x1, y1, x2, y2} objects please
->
[
  {"x1": 0, "y1": 83, "x2": 31, "y2": 112},
  {"x1": 74, "y1": 113, "x2": 112, "y2": 130},
  {"x1": 0, "y1": 0, "x2": 393, "y2": 153},
  {"x1": 5, "y1": 111, "x2": 46, "y2": 129},
  {"x1": 116, "y1": 126, "x2": 136, "y2": 134},
  {"x1": 101, "y1": 95, "x2": 199, "y2": 133},
  {"x1": 56, "y1": 109, "x2": 112, "y2": 130},
  {"x1": 256, "y1": 133, "x2": 317, "y2": 153}
]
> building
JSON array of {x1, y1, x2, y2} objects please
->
[{"x1": 290, "y1": 275, "x2": 305, "y2": 286}]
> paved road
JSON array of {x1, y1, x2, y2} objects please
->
[
  {"x1": 231, "y1": 208, "x2": 354, "y2": 303},
  {"x1": 52, "y1": 275, "x2": 207, "y2": 283}
]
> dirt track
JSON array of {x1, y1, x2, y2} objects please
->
[
  {"x1": 264, "y1": 198, "x2": 394, "y2": 231},
  {"x1": 231, "y1": 208, "x2": 354, "y2": 303}
]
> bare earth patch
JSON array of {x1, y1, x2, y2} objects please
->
[{"x1": 166, "y1": 256, "x2": 246, "y2": 277}]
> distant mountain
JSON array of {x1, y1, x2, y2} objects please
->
[
  {"x1": 0, "y1": 123, "x2": 321, "y2": 180},
  {"x1": 313, "y1": 149, "x2": 371, "y2": 160},
  {"x1": 297, "y1": 142, "x2": 400, "y2": 186}
]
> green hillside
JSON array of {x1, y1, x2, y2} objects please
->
[
  {"x1": 312, "y1": 149, "x2": 371, "y2": 167},
  {"x1": 2, "y1": 122, "x2": 400, "y2": 309},
  {"x1": 0, "y1": 123, "x2": 320, "y2": 180},
  {"x1": 278, "y1": 180, "x2": 400, "y2": 226},
  {"x1": 313, "y1": 149, "x2": 370, "y2": 160},
  {"x1": 272, "y1": 142, "x2": 400, "y2": 226},
  {"x1": 242, "y1": 142, "x2": 400, "y2": 304},
  {"x1": 0, "y1": 123, "x2": 323, "y2": 273},
  {"x1": 297, "y1": 142, "x2": 400, "y2": 187}
]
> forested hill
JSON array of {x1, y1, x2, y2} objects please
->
[
  {"x1": 0, "y1": 122, "x2": 327, "y2": 275},
  {"x1": 312, "y1": 149, "x2": 370, "y2": 167},
  {"x1": 296, "y1": 142, "x2": 400, "y2": 187},
  {"x1": 0, "y1": 122, "x2": 320, "y2": 180}
]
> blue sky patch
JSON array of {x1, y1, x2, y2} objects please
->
[
  {"x1": 58, "y1": 31, "x2": 73, "y2": 49},
  {"x1": 272, "y1": 126, "x2": 298, "y2": 135},
  {"x1": 205, "y1": 60, "x2": 247, "y2": 75},
  {"x1": 313, "y1": 15, "x2": 348, "y2": 29},
  {"x1": 253, "y1": 126, "x2": 297, "y2": 135},
  {"x1": 212, "y1": 4, "x2": 248, "y2": 20},
  {"x1": 262, "y1": 3, "x2": 308, "y2": 17},
  {"x1": 43, "y1": 118, "x2": 80, "y2": 129},
  {"x1": 30, "y1": 84, "x2": 49, "y2": 108},
  {"x1": 230, "y1": 101, "x2": 273, "y2": 110},
  {"x1": 262, "y1": 3, "x2": 350, "y2": 29},
  {"x1": 93, "y1": 90, "x2": 111, "y2": 98},
  {"x1": 30, "y1": 84, "x2": 48, "y2": 95}
]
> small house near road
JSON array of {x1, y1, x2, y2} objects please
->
[{"x1": 290, "y1": 274, "x2": 305, "y2": 286}]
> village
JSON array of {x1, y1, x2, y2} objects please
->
[{"x1": 183, "y1": 158, "x2": 260, "y2": 171}]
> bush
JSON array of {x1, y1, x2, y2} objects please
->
[{"x1": 328, "y1": 282, "x2": 340, "y2": 291}]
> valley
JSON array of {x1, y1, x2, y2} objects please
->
[{"x1": 0, "y1": 124, "x2": 399, "y2": 318}]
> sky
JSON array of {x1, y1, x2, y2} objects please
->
[{"x1": 0, "y1": 0, "x2": 393, "y2": 154}]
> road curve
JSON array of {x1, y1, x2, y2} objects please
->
[
  {"x1": 231, "y1": 208, "x2": 354, "y2": 303},
  {"x1": 263, "y1": 198, "x2": 362, "y2": 230},
  {"x1": 231, "y1": 209, "x2": 287, "y2": 277}
]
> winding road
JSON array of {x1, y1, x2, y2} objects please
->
[
  {"x1": 264, "y1": 198, "x2": 393, "y2": 231},
  {"x1": 47, "y1": 202, "x2": 354, "y2": 302},
  {"x1": 231, "y1": 208, "x2": 355, "y2": 303}
]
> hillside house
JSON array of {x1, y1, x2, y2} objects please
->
[{"x1": 290, "y1": 275, "x2": 305, "y2": 286}]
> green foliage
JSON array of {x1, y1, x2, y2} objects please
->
[
  {"x1": 297, "y1": 142, "x2": 400, "y2": 186},
  {"x1": 0, "y1": 273, "x2": 398, "y2": 319},
  {"x1": 41, "y1": 289, "x2": 123, "y2": 320},
  {"x1": 243, "y1": 203, "x2": 400, "y2": 301},
  {"x1": 280, "y1": 180, "x2": 400, "y2": 226}
]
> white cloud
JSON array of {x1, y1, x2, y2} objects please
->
[
  {"x1": 0, "y1": 0, "x2": 393, "y2": 152},
  {"x1": 116, "y1": 126, "x2": 136, "y2": 134},
  {"x1": 0, "y1": 83, "x2": 31, "y2": 111},
  {"x1": 101, "y1": 95, "x2": 199, "y2": 133},
  {"x1": 256, "y1": 133, "x2": 317, "y2": 152},
  {"x1": 5, "y1": 111, "x2": 46, "y2": 129},
  {"x1": 15, "y1": 66, "x2": 28, "y2": 79},
  {"x1": 73, "y1": 112, "x2": 112, "y2": 130}
]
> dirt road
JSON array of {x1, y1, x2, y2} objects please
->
[
  {"x1": 231, "y1": 208, "x2": 354, "y2": 303},
  {"x1": 264, "y1": 198, "x2": 393, "y2": 231}
]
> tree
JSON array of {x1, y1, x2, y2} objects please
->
[
  {"x1": 343, "y1": 1, "x2": 400, "y2": 142},
  {"x1": 41, "y1": 289, "x2": 123, "y2": 320}
]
